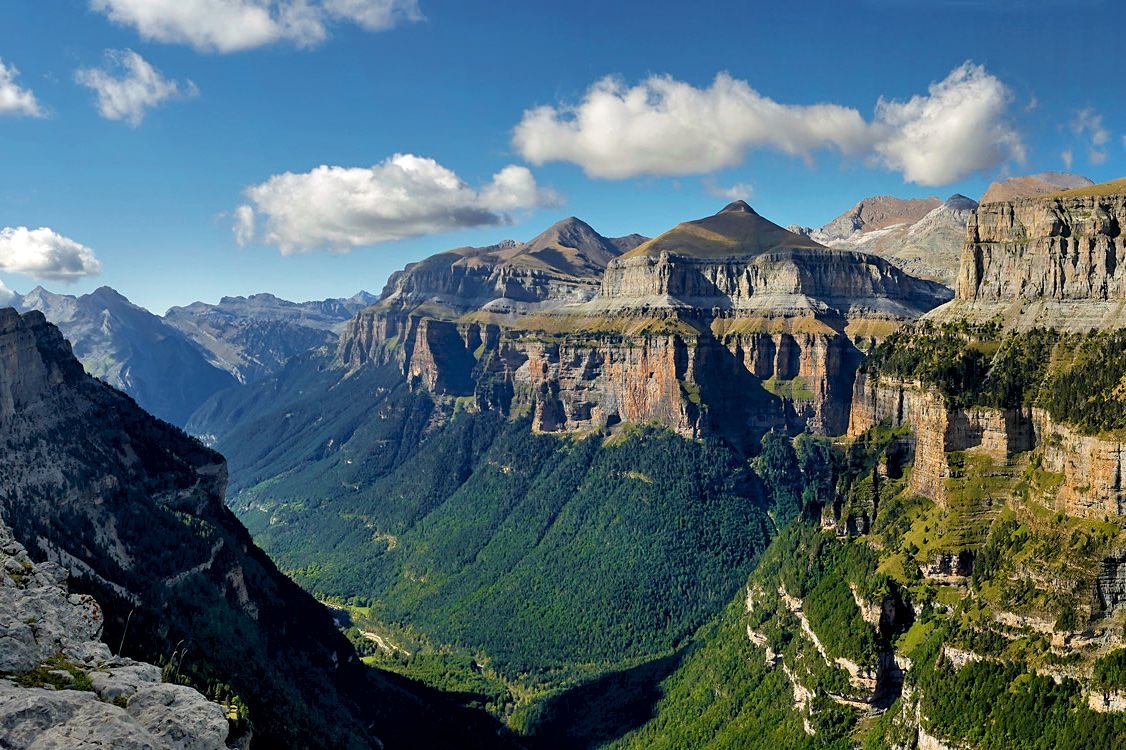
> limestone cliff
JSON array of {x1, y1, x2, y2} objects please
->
[
  {"x1": 929, "y1": 181, "x2": 1126, "y2": 329},
  {"x1": 339, "y1": 202, "x2": 949, "y2": 441}
]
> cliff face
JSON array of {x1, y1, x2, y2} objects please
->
[
  {"x1": 929, "y1": 191, "x2": 1126, "y2": 329},
  {"x1": 338, "y1": 203, "x2": 949, "y2": 441}
]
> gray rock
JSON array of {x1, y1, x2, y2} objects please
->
[
  {"x1": 0, "y1": 519, "x2": 228, "y2": 750},
  {"x1": 90, "y1": 662, "x2": 162, "y2": 703},
  {"x1": 127, "y1": 684, "x2": 229, "y2": 750}
]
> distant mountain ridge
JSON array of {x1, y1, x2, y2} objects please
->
[
  {"x1": 377, "y1": 216, "x2": 646, "y2": 317},
  {"x1": 6, "y1": 286, "x2": 375, "y2": 424},
  {"x1": 12, "y1": 285, "x2": 237, "y2": 426},
  {"x1": 165, "y1": 290, "x2": 376, "y2": 384},
  {"x1": 792, "y1": 194, "x2": 976, "y2": 286},
  {"x1": 980, "y1": 171, "x2": 1094, "y2": 203}
]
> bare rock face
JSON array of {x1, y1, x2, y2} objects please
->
[
  {"x1": 339, "y1": 205, "x2": 948, "y2": 441},
  {"x1": 930, "y1": 190, "x2": 1126, "y2": 330},
  {"x1": 848, "y1": 370, "x2": 1126, "y2": 520},
  {"x1": 0, "y1": 518, "x2": 229, "y2": 750},
  {"x1": 375, "y1": 218, "x2": 644, "y2": 317},
  {"x1": 813, "y1": 196, "x2": 943, "y2": 243}
]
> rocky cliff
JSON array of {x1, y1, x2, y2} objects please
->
[
  {"x1": 930, "y1": 180, "x2": 1126, "y2": 330},
  {"x1": 338, "y1": 202, "x2": 949, "y2": 441}
]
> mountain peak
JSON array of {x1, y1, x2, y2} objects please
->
[
  {"x1": 526, "y1": 216, "x2": 603, "y2": 249},
  {"x1": 624, "y1": 202, "x2": 824, "y2": 260},
  {"x1": 943, "y1": 194, "x2": 978, "y2": 211},
  {"x1": 719, "y1": 200, "x2": 756, "y2": 215}
]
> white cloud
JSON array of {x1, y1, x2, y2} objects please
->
[
  {"x1": 871, "y1": 62, "x2": 1025, "y2": 185},
  {"x1": 514, "y1": 73, "x2": 872, "y2": 180},
  {"x1": 76, "y1": 49, "x2": 197, "y2": 126},
  {"x1": 0, "y1": 59, "x2": 44, "y2": 117},
  {"x1": 704, "y1": 179, "x2": 754, "y2": 201},
  {"x1": 0, "y1": 227, "x2": 102, "y2": 282},
  {"x1": 322, "y1": 0, "x2": 422, "y2": 30},
  {"x1": 514, "y1": 62, "x2": 1024, "y2": 186},
  {"x1": 1070, "y1": 107, "x2": 1109, "y2": 165},
  {"x1": 90, "y1": 0, "x2": 421, "y2": 53},
  {"x1": 0, "y1": 280, "x2": 14, "y2": 306},
  {"x1": 1061, "y1": 147, "x2": 1074, "y2": 170},
  {"x1": 235, "y1": 154, "x2": 561, "y2": 254}
]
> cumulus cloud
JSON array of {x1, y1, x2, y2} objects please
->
[
  {"x1": 515, "y1": 73, "x2": 872, "y2": 180},
  {"x1": 90, "y1": 0, "x2": 421, "y2": 53},
  {"x1": 514, "y1": 62, "x2": 1024, "y2": 186},
  {"x1": 0, "y1": 59, "x2": 44, "y2": 117},
  {"x1": 871, "y1": 62, "x2": 1025, "y2": 185},
  {"x1": 0, "y1": 227, "x2": 102, "y2": 282},
  {"x1": 76, "y1": 49, "x2": 197, "y2": 126},
  {"x1": 1069, "y1": 107, "x2": 1109, "y2": 165},
  {"x1": 235, "y1": 154, "x2": 561, "y2": 254},
  {"x1": 0, "y1": 280, "x2": 14, "y2": 306}
]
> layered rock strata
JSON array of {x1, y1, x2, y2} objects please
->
[
  {"x1": 340, "y1": 203, "x2": 949, "y2": 440},
  {"x1": 929, "y1": 190, "x2": 1126, "y2": 330}
]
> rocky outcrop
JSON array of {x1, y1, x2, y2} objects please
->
[
  {"x1": 1088, "y1": 689, "x2": 1126, "y2": 713},
  {"x1": 848, "y1": 373, "x2": 1033, "y2": 504},
  {"x1": 849, "y1": 369, "x2": 1126, "y2": 520},
  {"x1": 929, "y1": 190, "x2": 1126, "y2": 330},
  {"x1": 0, "y1": 519, "x2": 230, "y2": 750}
]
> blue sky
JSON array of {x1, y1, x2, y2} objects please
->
[{"x1": 0, "y1": 0, "x2": 1123, "y2": 313}]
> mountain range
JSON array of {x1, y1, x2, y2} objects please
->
[
  {"x1": 3, "y1": 173, "x2": 1126, "y2": 749},
  {"x1": 8, "y1": 286, "x2": 374, "y2": 426}
]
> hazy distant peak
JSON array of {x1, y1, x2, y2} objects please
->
[{"x1": 980, "y1": 172, "x2": 1094, "y2": 204}]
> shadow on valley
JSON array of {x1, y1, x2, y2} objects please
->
[{"x1": 524, "y1": 649, "x2": 692, "y2": 750}]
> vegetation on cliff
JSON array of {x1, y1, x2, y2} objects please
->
[
  {"x1": 863, "y1": 321, "x2": 1126, "y2": 434},
  {"x1": 608, "y1": 422, "x2": 1126, "y2": 749}
]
